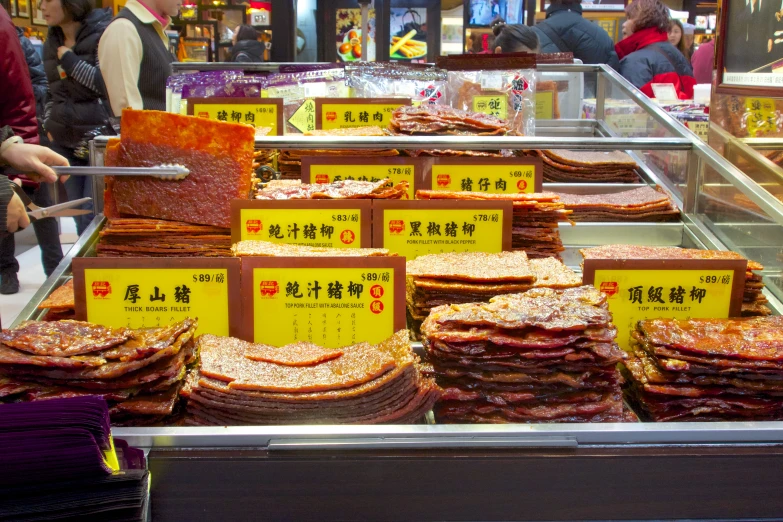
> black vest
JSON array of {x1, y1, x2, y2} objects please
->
[
  {"x1": 43, "y1": 8, "x2": 112, "y2": 149},
  {"x1": 114, "y1": 7, "x2": 175, "y2": 112}
]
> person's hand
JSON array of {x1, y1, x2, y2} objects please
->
[
  {"x1": 7, "y1": 193, "x2": 29, "y2": 233},
  {"x1": 0, "y1": 143, "x2": 69, "y2": 183},
  {"x1": 57, "y1": 46, "x2": 71, "y2": 60}
]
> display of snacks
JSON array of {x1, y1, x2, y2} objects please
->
[
  {"x1": 389, "y1": 105, "x2": 512, "y2": 136},
  {"x1": 580, "y1": 245, "x2": 771, "y2": 317},
  {"x1": 181, "y1": 330, "x2": 440, "y2": 425},
  {"x1": 622, "y1": 317, "x2": 783, "y2": 421},
  {"x1": 96, "y1": 218, "x2": 232, "y2": 258},
  {"x1": 421, "y1": 286, "x2": 631, "y2": 423},
  {"x1": 416, "y1": 190, "x2": 572, "y2": 259},
  {"x1": 529, "y1": 149, "x2": 641, "y2": 183},
  {"x1": 103, "y1": 109, "x2": 256, "y2": 228},
  {"x1": 405, "y1": 252, "x2": 581, "y2": 338},
  {"x1": 255, "y1": 178, "x2": 408, "y2": 200},
  {"x1": 0, "y1": 319, "x2": 198, "y2": 426},
  {"x1": 554, "y1": 186, "x2": 679, "y2": 222}
]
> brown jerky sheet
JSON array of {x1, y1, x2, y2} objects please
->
[
  {"x1": 184, "y1": 331, "x2": 441, "y2": 425},
  {"x1": 545, "y1": 150, "x2": 637, "y2": 167},
  {"x1": 389, "y1": 105, "x2": 511, "y2": 136},
  {"x1": 106, "y1": 109, "x2": 255, "y2": 228},
  {"x1": 0, "y1": 318, "x2": 199, "y2": 426},
  {"x1": 232, "y1": 240, "x2": 392, "y2": 257},
  {"x1": 37, "y1": 279, "x2": 75, "y2": 312},
  {"x1": 96, "y1": 218, "x2": 232, "y2": 258},
  {"x1": 527, "y1": 150, "x2": 640, "y2": 183},
  {"x1": 622, "y1": 317, "x2": 783, "y2": 421},
  {"x1": 554, "y1": 186, "x2": 679, "y2": 222},
  {"x1": 255, "y1": 178, "x2": 407, "y2": 200},
  {"x1": 420, "y1": 285, "x2": 628, "y2": 424},
  {"x1": 407, "y1": 251, "x2": 535, "y2": 283}
]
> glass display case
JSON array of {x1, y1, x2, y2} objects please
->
[{"x1": 14, "y1": 63, "x2": 783, "y2": 521}]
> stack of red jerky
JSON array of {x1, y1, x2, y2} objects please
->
[
  {"x1": 623, "y1": 317, "x2": 783, "y2": 421},
  {"x1": 416, "y1": 190, "x2": 572, "y2": 259},
  {"x1": 406, "y1": 252, "x2": 582, "y2": 338},
  {"x1": 390, "y1": 105, "x2": 511, "y2": 136},
  {"x1": 422, "y1": 286, "x2": 630, "y2": 423},
  {"x1": 96, "y1": 218, "x2": 232, "y2": 258},
  {"x1": 182, "y1": 331, "x2": 441, "y2": 425},
  {"x1": 0, "y1": 319, "x2": 198, "y2": 426},
  {"x1": 530, "y1": 150, "x2": 640, "y2": 183},
  {"x1": 580, "y1": 245, "x2": 771, "y2": 317},
  {"x1": 555, "y1": 185, "x2": 679, "y2": 222}
]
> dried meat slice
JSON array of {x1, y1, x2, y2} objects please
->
[
  {"x1": 231, "y1": 240, "x2": 392, "y2": 257},
  {"x1": 0, "y1": 321, "x2": 132, "y2": 357},
  {"x1": 406, "y1": 251, "x2": 535, "y2": 283},
  {"x1": 37, "y1": 280, "x2": 75, "y2": 312}
]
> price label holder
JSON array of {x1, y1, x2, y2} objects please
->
[
  {"x1": 372, "y1": 200, "x2": 513, "y2": 260},
  {"x1": 300, "y1": 156, "x2": 424, "y2": 200},
  {"x1": 240, "y1": 256, "x2": 406, "y2": 346},
  {"x1": 230, "y1": 199, "x2": 372, "y2": 247},
  {"x1": 583, "y1": 258, "x2": 747, "y2": 351},
  {"x1": 315, "y1": 98, "x2": 410, "y2": 130},
  {"x1": 73, "y1": 257, "x2": 241, "y2": 337},
  {"x1": 187, "y1": 97, "x2": 285, "y2": 136},
  {"x1": 423, "y1": 157, "x2": 543, "y2": 194}
]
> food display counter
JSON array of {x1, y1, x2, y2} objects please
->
[{"x1": 13, "y1": 64, "x2": 783, "y2": 521}]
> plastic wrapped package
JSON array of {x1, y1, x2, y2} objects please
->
[
  {"x1": 265, "y1": 68, "x2": 349, "y2": 134},
  {"x1": 168, "y1": 71, "x2": 247, "y2": 114},
  {"x1": 346, "y1": 63, "x2": 450, "y2": 106}
]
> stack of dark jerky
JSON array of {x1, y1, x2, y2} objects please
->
[
  {"x1": 182, "y1": 331, "x2": 441, "y2": 425},
  {"x1": 255, "y1": 178, "x2": 408, "y2": 200},
  {"x1": 417, "y1": 190, "x2": 573, "y2": 259},
  {"x1": 0, "y1": 397, "x2": 149, "y2": 521},
  {"x1": 580, "y1": 245, "x2": 771, "y2": 317},
  {"x1": 406, "y1": 252, "x2": 581, "y2": 338},
  {"x1": 555, "y1": 186, "x2": 679, "y2": 222},
  {"x1": 0, "y1": 319, "x2": 198, "y2": 426},
  {"x1": 623, "y1": 317, "x2": 783, "y2": 421},
  {"x1": 422, "y1": 286, "x2": 630, "y2": 423},
  {"x1": 390, "y1": 104, "x2": 511, "y2": 135},
  {"x1": 96, "y1": 218, "x2": 232, "y2": 257},
  {"x1": 529, "y1": 150, "x2": 640, "y2": 183}
]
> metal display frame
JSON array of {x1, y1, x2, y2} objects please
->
[{"x1": 15, "y1": 64, "x2": 783, "y2": 520}]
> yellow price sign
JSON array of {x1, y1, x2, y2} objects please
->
[
  {"x1": 745, "y1": 98, "x2": 776, "y2": 137},
  {"x1": 315, "y1": 98, "x2": 410, "y2": 130},
  {"x1": 240, "y1": 257, "x2": 406, "y2": 347},
  {"x1": 535, "y1": 90, "x2": 554, "y2": 120},
  {"x1": 230, "y1": 200, "x2": 372, "y2": 246},
  {"x1": 472, "y1": 94, "x2": 508, "y2": 119},
  {"x1": 583, "y1": 259, "x2": 746, "y2": 351},
  {"x1": 72, "y1": 258, "x2": 242, "y2": 337},
  {"x1": 300, "y1": 156, "x2": 423, "y2": 200},
  {"x1": 372, "y1": 201, "x2": 513, "y2": 260},
  {"x1": 187, "y1": 97, "x2": 284, "y2": 136},
  {"x1": 428, "y1": 157, "x2": 542, "y2": 194},
  {"x1": 686, "y1": 121, "x2": 709, "y2": 141}
]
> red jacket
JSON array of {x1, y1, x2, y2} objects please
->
[{"x1": 0, "y1": 6, "x2": 39, "y2": 144}]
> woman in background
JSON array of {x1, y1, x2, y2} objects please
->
[
  {"x1": 230, "y1": 25, "x2": 265, "y2": 62},
  {"x1": 668, "y1": 19, "x2": 691, "y2": 62},
  {"x1": 491, "y1": 17, "x2": 540, "y2": 53}
]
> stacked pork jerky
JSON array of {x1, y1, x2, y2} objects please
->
[
  {"x1": 255, "y1": 178, "x2": 408, "y2": 200},
  {"x1": 37, "y1": 279, "x2": 76, "y2": 321},
  {"x1": 555, "y1": 186, "x2": 679, "y2": 222},
  {"x1": 96, "y1": 218, "x2": 232, "y2": 258},
  {"x1": 623, "y1": 317, "x2": 783, "y2": 421},
  {"x1": 530, "y1": 150, "x2": 640, "y2": 183},
  {"x1": 0, "y1": 319, "x2": 198, "y2": 426},
  {"x1": 390, "y1": 105, "x2": 511, "y2": 136},
  {"x1": 183, "y1": 330, "x2": 441, "y2": 425},
  {"x1": 232, "y1": 240, "x2": 393, "y2": 257},
  {"x1": 417, "y1": 190, "x2": 572, "y2": 259},
  {"x1": 580, "y1": 245, "x2": 771, "y2": 317},
  {"x1": 406, "y1": 252, "x2": 581, "y2": 338},
  {"x1": 422, "y1": 286, "x2": 629, "y2": 423}
]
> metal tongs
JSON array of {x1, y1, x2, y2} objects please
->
[
  {"x1": 51, "y1": 164, "x2": 190, "y2": 181},
  {"x1": 11, "y1": 183, "x2": 91, "y2": 222}
]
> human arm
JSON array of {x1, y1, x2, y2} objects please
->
[
  {"x1": 0, "y1": 13, "x2": 39, "y2": 143},
  {"x1": 0, "y1": 126, "x2": 69, "y2": 184},
  {"x1": 98, "y1": 19, "x2": 144, "y2": 116},
  {"x1": 19, "y1": 34, "x2": 48, "y2": 114},
  {"x1": 618, "y1": 55, "x2": 653, "y2": 89},
  {"x1": 58, "y1": 46, "x2": 107, "y2": 96}
]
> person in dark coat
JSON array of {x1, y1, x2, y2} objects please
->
[
  {"x1": 533, "y1": 0, "x2": 620, "y2": 69},
  {"x1": 229, "y1": 25, "x2": 265, "y2": 62},
  {"x1": 41, "y1": 0, "x2": 113, "y2": 235},
  {"x1": 615, "y1": 0, "x2": 695, "y2": 98}
]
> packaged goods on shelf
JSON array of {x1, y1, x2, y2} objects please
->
[
  {"x1": 405, "y1": 252, "x2": 581, "y2": 338},
  {"x1": 416, "y1": 190, "x2": 572, "y2": 259},
  {"x1": 554, "y1": 185, "x2": 679, "y2": 222},
  {"x1": 623, "y1": 317, "x2": 783, "y2": 421},
  {"x1": 582, "y1": 98, "x2": 651, "y2": 137},
  {"x1": 182, "y1": 330, "x2": 441, "y2": 425},
  {"x1": 389, "y1": 104, "x2": 512, "y2": 136},
  {"x1": 0, "y1": 319, "x2": 199, "y2": 426},
  {"x1": 580, "y1": 245, "x2": 771, "y2": 317},
  {"x1": 346, "y1": 62, "x2": 450, "y2": 106},
  {"x1": 422, "y1": 286, "x2": 633, "y2": 423}
]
